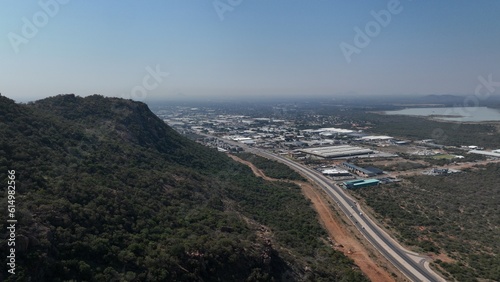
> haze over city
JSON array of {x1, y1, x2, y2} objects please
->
[
  {"x1": 2, "y1": 2, "x2": 500, "y2": 281},
  {"x1": 1, "y1": 0, "x2": 500, "y2": 102}
]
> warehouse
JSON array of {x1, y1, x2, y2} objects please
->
[
  {"x1": 343, "y1": 179, "x2": 380, "y2": 189},
  {"x1": 321, "y1": 168, "x2": 351, "y2": 176},
  {"x1": 469, "y1": 150, "x2": 500, "y2": 158},
  {"x1": 298, "y1": 145, "x2": 373, "y2": 159},
  {"x1": 360, "y1": 135, "x2": 393, "y2": 141},
  {"x1": 342, "y1": 162, "x2": 378, "y2": 177},
  {"x1": 364, "y1": 166, "x2": 385, "y2": 175}
]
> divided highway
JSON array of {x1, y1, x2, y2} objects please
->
[{"x1": 242, "y1": 147, "x2": 446, "y2": 282}]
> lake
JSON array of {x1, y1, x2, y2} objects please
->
[{"x1": 384, "y1": 107, "x2": 500, "y2": 122}]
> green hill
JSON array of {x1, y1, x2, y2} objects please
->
[{"x1": 0, "y1": 94, "x2": 367, "y2": 281}]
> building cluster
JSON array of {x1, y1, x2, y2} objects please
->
[
  {"x1": 156, "y1": 106, "x2": 400, "y2": 160},
  {"x1": 341, "y1": 162, "x2": 384, "y2": 177},
  {"x1": 154, "y1": 105, "x2": 498, "y2": 190},
  {"x1": 315, "y1": 163, "x2": 399, "y2": 189},
  {"x1": 424, "y1": 168, "x2": 462, "y2": 176}
]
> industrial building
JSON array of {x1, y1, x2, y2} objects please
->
[
  {"x1": 342, "y1": 162, "x2": 383, "y2": 177},
  {"x1": 391, "y1": 139, "x2": 411, "y2": 145},
  {"x1": 343, "y1": 179, "x2": 380, "y2": 189},
  {"x1": 426, "y1": 168, "x2": 462, "y2": 175},
  {"x1": 321, "y1": 168, "x2": 351, "y2": 176},
  {"x1": 298, "y1": 145, "x2": 373, "y2": 159},
  {"x1": 364, "y1": 166, "x2": 385, "y2": 175},
  {"x1": 469, "y1": 150, "x2": 500, "y2": 158},
  {"x1": 303, "y1": 127, "x2": 354, "y2": 135},
  {"x1": 360, "y1": 135, "x2": 393, "y2": 141}
]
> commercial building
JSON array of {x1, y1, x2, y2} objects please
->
[
  {"x1": 360, "y1": 135, "x2": 393, "y2": 141},
  {"x1": 391, "y1": 139, "x2": 411, "y2": 145},
  {"x1": 303, "y1": 127, "x2": 354, "y2": 135},
  {"x1": 363, "y1": 166, "x2": 384, "y2": 175},
  {"x1": 427, "y1": 168, "x2": 461, "y2": 175},
  {"x1": 432, "y1": 168, "x2": 449, "y2": 175},
  {"x1": 343, "y1": 179, "x2": 380, "y2": 189},
  {"x1": 469, "y1": 150, "x2": 500, "y2": 158},
  {"x1": 342, "y1": 162, "x2": 378, "y2": 177},
  {"x1": 299, "y1": 145, "x2": 373, "y2": 159},
  {"x1": 321, "y1": 168, "x2": 351, "y2": 176}
]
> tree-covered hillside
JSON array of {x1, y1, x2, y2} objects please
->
[{"x1": 0, "y1": 94, "x2": 366, "y2": 281}]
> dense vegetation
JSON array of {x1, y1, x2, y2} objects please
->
[
  {"x1": 0, "y1": 94, "x2": 366, "y2": 281},
  {"x1": 350, "y1": 164, "x2": 500, "y2": 281},
  {"x1": 235, "y1": 152, "x2": 306, "y2": 181}
]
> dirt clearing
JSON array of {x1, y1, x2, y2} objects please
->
[{"x1": 230, "y1": 154, "x2": 401, "y2": 282}]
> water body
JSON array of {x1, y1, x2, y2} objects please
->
[{"x1": 384, "y1": 107, "x2": 500, "y2": 122}]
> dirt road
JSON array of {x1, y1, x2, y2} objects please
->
[{"x1": 229, "y1": 154, "x2": 399, "y2": 282}]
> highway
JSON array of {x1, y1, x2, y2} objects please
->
[{"x1": 239, "y1": 146, "x2": 446, "y2": 282}]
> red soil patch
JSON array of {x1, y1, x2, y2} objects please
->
[{"x1": 230, "y1": 154, "x2": 398, "y2": 282}]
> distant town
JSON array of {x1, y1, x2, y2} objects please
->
[{"x1": 154, "y1": 104, "x2": 500, "y2": 189}]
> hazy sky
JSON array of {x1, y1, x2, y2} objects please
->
[{"x1": 1, "y1": 0, "x2": 499, "y2": 102}]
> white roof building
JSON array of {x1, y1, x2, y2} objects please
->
[
  {"x1": 469, "y1": 150, "x2": 500, "y2": 158},
  {"x1": 299, "y1": 145, "x2": 373, "y2": 158},
  {"x1": 322, "y1": 169, "x2": 350, "y2": 176},
  {"x1": 360, "y1": 135, "x2": 393, "y2": 141}
]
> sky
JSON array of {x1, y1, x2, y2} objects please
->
[{"x1": 1, "y1": 0, "x2": 499, "y2": 103}]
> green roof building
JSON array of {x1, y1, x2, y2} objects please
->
[{"x1": 343, "y1": 179, "x2": 380, "y2": 189}]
